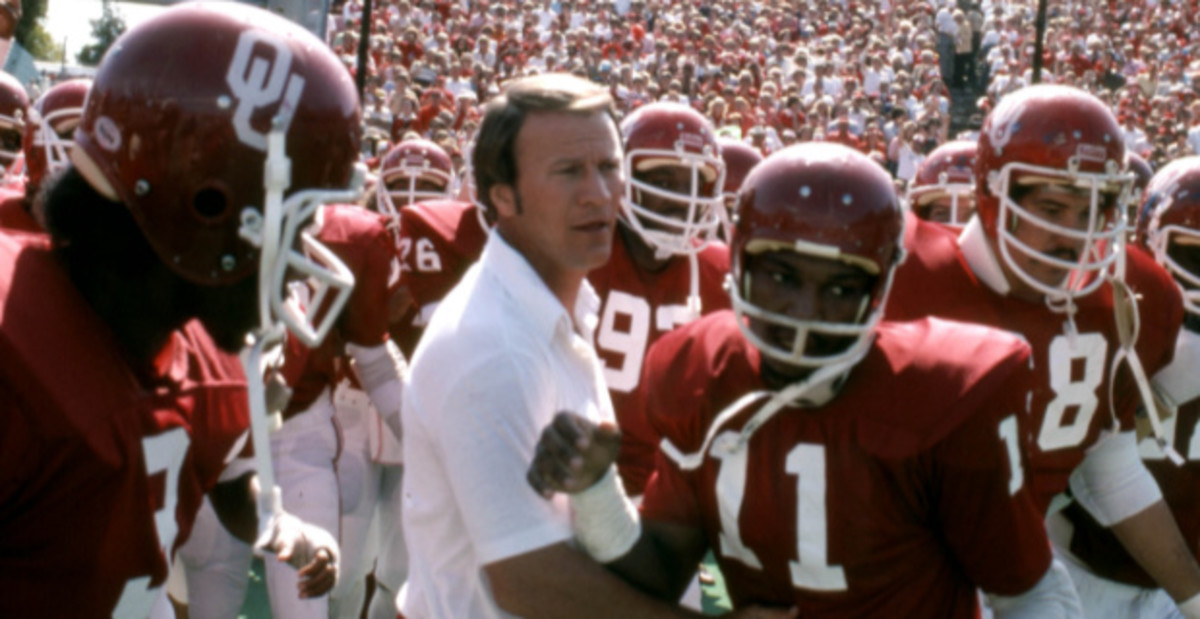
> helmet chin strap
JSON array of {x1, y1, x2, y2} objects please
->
[
  {"x1": 1108, "y1": 275, "x2": 1184, "y2": 465},
  {"x1": 660, "y1": 345, "x2": 869, "y2": 472}
]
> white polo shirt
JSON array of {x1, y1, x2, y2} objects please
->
[{"x1": 399, "y1": 231, "x2": 616, "y2": 619}]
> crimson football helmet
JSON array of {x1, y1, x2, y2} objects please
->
[
  {"x1": 621, "y1": 102, "x2": 726, "y2": 256},
  {"x1": 717, "y1": 138, "x2": 764, "y2": 205},
  {"x1": 72, "y1": 1, "x2": 361, "y2": 348},
  {"x1": 378, "y1": 138, "x2": 456, "y2": 218},
  {"x1": 976, "y1": 85, "x2": 1131, "y2": 303},
  {"x1": 908, "y1": 140, "x2": 977, "y2": 227},
  {"x1": 1126, "y1": 151, "x2": 1154, "y2": 235},
  {"x1": 1139, "y1": 156, "x2": 1200, "y2": 318},
  {"x1": 0, "y1": 70, "x2": 28, "y2": 169},
  {"x1": 731, "y1": 143, "x2": 905, "y2": 368},
  {"x1": 716, "y1": 137, "x2": 763, "y2": 237},
  {"x1": 24, "y1": 78, "x2": 90, "y2": 194}
]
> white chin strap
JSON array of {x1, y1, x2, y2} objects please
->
[
  {"x1": 660, "y1": 346, "x2": 869, "y2": 471},
  {"x1": 238, "y1": 327, "x2": 288, "y2": 541},
  {"x1": 1108, "y1": 275, "x2": 1184, "y2": 465}
]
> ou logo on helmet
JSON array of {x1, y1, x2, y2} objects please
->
[
  {"x1": 986, "y1": 105, "x2": 1022, "y2": 156},
  {"x1": 224, "y1": 29, "x2": 307, "y2": 152}
]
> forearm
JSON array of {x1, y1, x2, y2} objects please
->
[
  {"x1": 604, "y1": 520, "x2": 706, "y2": 602},
  {"x1": 209, "y1": 472, "x2": 259, "y2": 545},
  {"x1": 567, "y1": 467, "x2": 704, "y2": 601},
  {"x1": 347, "y1": 340, "x2": 406, "y2": 438},
  {"x1": 1110, "y1": 500, "x2": 1200, "y2": 603},
  {"x1": 485, "y1": 542, "x2": 704, "y2": 619}
]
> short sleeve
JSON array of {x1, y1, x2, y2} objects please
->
[
  {"x1": 932, "y1": 393, "x2": 1052, "y2": 596},
  {"x1": 341, "y1": 220, "x2": 397, "y2": 346},
  {"x1": 640, "y1": 449, "x2": 703, "y2": 529},
  {"x1": 432, "y1": 353, "x2": 572, "y2": 564}
]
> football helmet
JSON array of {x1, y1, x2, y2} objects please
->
[
  {"x1": 0, "y1": 71, "x2": 28, "y2": 169},
  {"x1": 24, "y1": 78, "x2": 90, "y2": 195},
  {"x1": 621, "y1": 102, "x2": 726, "y2": 256},
  {"x1": 1139, "y1": 156, "x2": 1200, "y2": 318},
  {"x1": 378, "y1": 138, "x2": 456, "y2": 218},
  {"x1": 731, "y1": 143, "x2": 905, "y2": 368},
  {"x1": 717, "y1": 138, "x2": 764, "y2": 206},
  {"x1": 976, "y1": 85, "x2": 1131, "y2": 303},
  {"x1": 72, "y1": 1, "x2": 361, "y2": 348},
  {"x1": 716, "y1": 137, "x2": 763, "y2": 237},
  {"x1": 1125, "y1": 151, "x2": 1153, "y2": 233},
  {"x1": 908, "y1": 140, "x2": 976, "y2": 227}
]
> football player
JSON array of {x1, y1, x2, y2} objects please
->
[
  {"x1": 0, "y1": 4, "x2": 355, "y2": 616},
  {"x1": 715, "y1": 137, "x2": 764, "y2": 241},
  {"x1": 528, "y1": 143, "x2": 1082, "y2": 616},
  {"x1": 907, "y1": 139, "x2": 977, "y2": 227},
  {"x1": 264, "y1": 202, "x2": 404, "y2": 619},
  {"x1": 0, "y1": 78, "x2": 88, "y2": 232},
  {"x1": 886, "y1": 84, "x2": 1200, "y2": 613},
  {"x1": 1044, "y1": 156, "x2": 1200, "y2": 617},
  {"x1": 0, "y1": 70, "x2": 25, "y2": 177},
  {"x1": 363, "y1": 138, "x2": 489, "y2": 619},
  {"x1": 591, "y1": 102, "x2": 732, "y2": 497},
  {"x1": 375, "y1": 138, "x2": 486, "y2": 357}
]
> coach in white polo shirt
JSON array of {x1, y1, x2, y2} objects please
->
[{"x1": 399, "y1": 74, "x2": 695, "y2": 618}]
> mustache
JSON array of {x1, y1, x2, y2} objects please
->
[{"x1": 1047, "y1": 247, "x2": 1080, "y2": 263}]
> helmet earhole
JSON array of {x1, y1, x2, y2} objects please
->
[{"x1": 193, "y1": 187, "x2": 230, "y2": 221}]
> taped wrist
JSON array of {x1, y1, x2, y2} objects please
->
[
  {"x1": 1179, "y1": 592, "x2": 1200, "y2": 619},
  {"x1": 569, "y1": 466, "x2": 641, "y2": 563}
]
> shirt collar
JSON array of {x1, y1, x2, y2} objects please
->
[
  {"x1": 482, "y1": 231, "x2": 601, "y2": 345},
  {"x1": 958, "y1": 215, "x2": 1012, "y2": 296}
]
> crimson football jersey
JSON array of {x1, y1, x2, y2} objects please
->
[
  {"x1": 0, "y1": 233, "x2": 250, "y2": 617},
  {"x1": 886, "y1": 221, "x2": 1183, "y2": 514},
  {"x1": 638, "y1": 312, "x2": 1051, "y2": 615},
  {"x1": 1054, "y1": 264, "x2": 1200, "y2": 588},
  {"x1": 0, "y1": 184, "x2": 39, "y2": 233},
  {"x1": 390, "y1": 199, "x2": 488, "y2": 357},
  {"x1": 589, "y1": 232, "x2": 731, "y2": 495},
  {"x1": 280, "y1": 204, "x2": 398, "y2": 417}
]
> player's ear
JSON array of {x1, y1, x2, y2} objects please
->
[{"x1": 490, "y1": 183, "x2": 521, "y2": 218}]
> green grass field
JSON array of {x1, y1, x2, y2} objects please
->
[{"x1": 235, "y1": 553, "x2": 731, "y2": 617}]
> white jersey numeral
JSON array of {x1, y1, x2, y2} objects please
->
[
  {"x1": 1037, "y1": 333, "x2": 1107, "y2": 451},
  {"x1": 398, "y1": 237, "x2": 442, "y2": 273},
  {"x1": 114, "y1": 428, "x2": 191, "y2": 618},
  {"x1": 597, "y1": 291, "x2": 651, "y2": 392},
  {"x1": 712, "y1": 431, "x2": 763, "y2": 570},
  {"x1": 713, "y1": 438, "x2": 847, "y2": 592},
  {"x1": 785, "y1": 444, "x2": 848, "y2": 591},
  {"x1": 999, "y1": 415, "x2": 1024, "y2": 495},
  {"x1": 596, "y1": 290, "x2": 689, "y2": 393}
]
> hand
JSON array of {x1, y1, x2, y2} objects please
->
[
  {"x1": 527, "y1": 412, "x2": 622, "y2": 498},
  {"x1": 259, "y1": 511, "x2": 340, "y2": 599}
]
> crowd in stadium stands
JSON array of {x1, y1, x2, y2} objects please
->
[{"x1": 308, "y1": 0, "x2": 1200, "y2": 185}]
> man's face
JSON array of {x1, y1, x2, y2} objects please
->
[
  {"x1": 925, "y1": 194, "x2": 976, "y2": 225},
  {"x1": 744, "y1": 250, "x2": 876, "y2": 381},
  {"x1": 632, "y1": 163, "x2": 698, "y2": 226},
  {"x1": 1168, "y1": 234, "x2": 1200, "y2": 294},
  {"x1": 1006, "y1": 184, "x2": 1112, "y2": 294},
  {"x1": 388, "y1": 176, "x2": 448, "y2": 207},
  {"x1": 497, "y1": 110, "x2": 623, "y2": 277}
]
